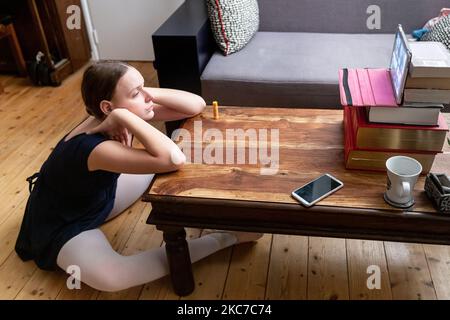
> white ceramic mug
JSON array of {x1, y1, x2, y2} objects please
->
[{"x1": 384, "y1": 156, "x2": 422, "y2": 208}]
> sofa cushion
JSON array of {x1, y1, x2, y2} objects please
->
[
  {"x1": 206, "y1": 0, "x2": 259, "y2": 55},
  {"x1": 257, "y1": 0, "x2": 450, "y2": 34},
  {"x1": 201, "y1": 32, "x2": 394, "y2": 108},
  {"x1": 421, "y1": 15, "x2": 450, "y2": 50}
]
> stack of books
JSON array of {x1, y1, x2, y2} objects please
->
[
  {"x1": 339, "y1": 26, "x2": 449, "y2": 173},
  {"x1": 365, "y1": 41, "x2": 450, "y2": 127},
  {"x1": 343, "y1": 106, "x2": 448, "y2": 173},
  {"x1": 404, "y1": 41, "x2": 450, "y2": 105}
]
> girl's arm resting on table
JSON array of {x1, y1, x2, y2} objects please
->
[
  {"x1": 87, "y1": 109, "x2": 186, "y2": 174},
  {"x1": 146, "y1": 87, "x2": 206, "y2": 121}
]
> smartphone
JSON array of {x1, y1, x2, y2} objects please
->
[{"x1": 291, "y1": 174, "x2": 344, "y2": 207}]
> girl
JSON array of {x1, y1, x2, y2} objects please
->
[{"x1": 15, "y1": 61, "x2": 262, "y2": 292}]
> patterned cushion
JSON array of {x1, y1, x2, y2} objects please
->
[
  {"x1": 421, "y1": 14, "x2": 450, "y2": 50},
  {"x1": 206, "y1": 0, "x2": 259, "y2": 56}
]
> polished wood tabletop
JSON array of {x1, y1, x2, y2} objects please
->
[
  {"x1": 143, "y1": 106, "x2": 450, "y2": 296},
  {"x1": 147, "y1": 107, "x2": 448, "y2": 210}
]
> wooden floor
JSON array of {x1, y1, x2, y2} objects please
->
[{"x1": 1, "y1": 62, "x2": 450, "y2": 300}]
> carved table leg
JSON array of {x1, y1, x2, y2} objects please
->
[{"x1": 157, "y1": 225, "x2": 195, "y2": 296}]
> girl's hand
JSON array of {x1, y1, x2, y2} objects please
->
[{"x1": 86, "y1": 109, "x2": 132, "y2": 147}]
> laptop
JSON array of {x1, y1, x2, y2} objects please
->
[{"x1": 339, "y1": 24, "x2": 412, "y2": 107}]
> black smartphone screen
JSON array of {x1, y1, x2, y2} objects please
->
[{"x1": 293, "y1": 175, "x2": 342, "y2": 203}]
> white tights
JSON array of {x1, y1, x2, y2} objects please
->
[{"x1": 56, "y1": 174, "x2": 237, "y2": 292}]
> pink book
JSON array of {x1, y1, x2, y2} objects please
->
[
  {"x1": 339, "y1": 25, "x2": 413, "y2": 108},
  {"x1": 339, "y1": 68, "x2": 398, "y2": 107}
]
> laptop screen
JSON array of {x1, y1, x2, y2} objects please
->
[{"x1": 389, "y1": 25, "x2": 412, "y2": 105}]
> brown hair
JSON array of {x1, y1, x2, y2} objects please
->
[{"x1": 81, "y1": 61, "x2": 130, "y2": 119}]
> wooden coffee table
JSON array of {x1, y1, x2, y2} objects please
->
[{"x1": 143, "y1": 107, "x2": 450, "y2": 296}]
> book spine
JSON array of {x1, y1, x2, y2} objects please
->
[
  {"x1": 406, "y1": 77, "x2": 450, "y2": 90},
  {"x1": 410, "y1": 66, "x2": 450, "y2": 79},
  {"x1": 404, "y1": 89, "x2": 450, "y2": 104},
  {"x1": 367, "y1": 107, "x2": 440, "y2": 126}
]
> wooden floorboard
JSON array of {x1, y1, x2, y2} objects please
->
[
  {"x1": 1, "y1": 63, "x2": 450, "y2": 300},
  {"x1": 307, "y1": 237, "x2": 349, "y2": 300},
  {"x1": 384, "y1": 242, "x2": 437, "y2": 299},
  {"x1": 346, "y1": 239, "x2": 392, "y2": 299},
  {"x1": 265, "y1": 235, "x2": 308, "y2": 299}
]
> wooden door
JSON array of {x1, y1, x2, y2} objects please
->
[{"x1": 52, "y1": 0, "x2": 91, "y2": 71}]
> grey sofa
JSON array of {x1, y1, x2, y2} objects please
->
[{"x1": 153, "y1": 0, "x2": 450, "y2": 109}]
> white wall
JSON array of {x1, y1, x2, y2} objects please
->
[{"x1": 84, "y1": 0, "x2": 184, "y2": 61}]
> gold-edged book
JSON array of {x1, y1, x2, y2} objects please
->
[
  {"x1": 345, "y1": 150, "x2": 435, "y2": 173},
  {"x1": 344, "y1": 107, "x2": 437, "y2": 173},
  {"x1": 351, "y1": 107, "x2": 448, "y2": 152}
]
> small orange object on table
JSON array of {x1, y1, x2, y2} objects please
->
[{"x1": 212, "y1": 101, "x2": 219, "y2": 120}]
